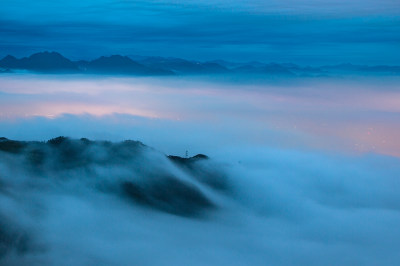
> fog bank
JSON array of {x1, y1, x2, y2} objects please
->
[
  {"x1": 0, "y1": 138, "x2": 399, "y2": 265},
  {"x1": 1, "y1": 74, "x2": 400, "y2": 265}
]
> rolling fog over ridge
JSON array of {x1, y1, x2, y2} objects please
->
[
  {"x1": 1, "y1": 136, "x2": 400, "y2": 265},
  {"x1": 1, "y1": 73, "x2": 400, "y2": 265}
]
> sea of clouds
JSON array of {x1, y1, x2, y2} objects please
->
[{"x1": 0, "y1": 74, "x2": 400, "y2": 265}]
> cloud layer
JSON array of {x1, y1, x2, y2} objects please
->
[
  {"x1": 1, "y1": 74, "x2": 400, "y2": 157},
  {"x1": 0, "y1": 138, "x2": 399, "y2": 265},
  {"x1": 0, "y1": 73, "x2": 399, "y2": 265}
]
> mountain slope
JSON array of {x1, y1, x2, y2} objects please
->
[
  {"x1": 0, "y1": 52, "x2": 79, "y2": 72},
  {"x1": 1, "y1": 52, "x2": 400, "y2": 76},
  {"x1": 82, "y1": 55, "x2": 173, "y2": 75}
]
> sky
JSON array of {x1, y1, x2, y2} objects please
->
[{"x1": 0, "y1": 0, "x2": 400, "y2": 64}]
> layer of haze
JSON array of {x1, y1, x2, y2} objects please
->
[{"x1": 0, "y1": 74, "x2": 399, "y2": 157}]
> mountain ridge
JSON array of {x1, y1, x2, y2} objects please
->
[{"x1": 0, "y1": 51, "x2": 399, "y2": 76}]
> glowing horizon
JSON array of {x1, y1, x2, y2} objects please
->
[{"x1": 1, "y1": 74, "x2": 399, "y2": 157}]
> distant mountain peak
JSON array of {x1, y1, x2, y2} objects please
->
[
  {"x1": 28, "y1": 51, "x2": 69, "y2": 60},
  {"x1": 92, "y1": 55, "x2": 136, "y2": 64},
  {"x1": 0, "y1": 51, "x2": 78, "y2": 72},
  {"x1": 1, "y1": 51, "x2": 399, "y2": 76},
  {"x1": 0, "y1": 55, "x2": 19, "y2": 68},
  {"x1": 86, "y1": 54, "x2": 149, "y2": 74},
  {"x1": 2, "y1": 55, "x2": 17, "y2": 60}
]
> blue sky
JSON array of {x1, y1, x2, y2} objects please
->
[{"x1": 0, "y1": 0, "x2": 399, "y2": 64}]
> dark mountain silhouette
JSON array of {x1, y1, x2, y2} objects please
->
[
  {"x1": 81, "y1": 55, "x2": 173, "y2": 75},
  {"x1": 0, "y1": 55, "x2": 20, "y2": 69},
  {"x1": 207, "y1": 59, "x2": 245, "y2": 69},
  {"x1": 201, "y1": 62, "x2": 229, "y2": 73},
  {"x1": 319, "y1": 63, "x2": 400, "y2": 75},
  {"x1": 320, "y1": 63, "x2": 361, "y2": 72},
  {"x1": 282, "y1": 64, "x2": 326, "y2": 76},
  {"x1": 0, "y1": 52, "x2": 78, "y2": 72},
  {"x1": 136, "y1": 56, "x2": 229, "y2": 74},
  {"x1": 233, "y1": 63, "x2": 295, "y2": 76},
  {"x1": 359, "y1": 65, "x2": 400, "y2": 74},
  {"x1": 0, "y1": 137, "x2": 227, "y2": 218},
  {"x1": 0, "y1": 51, "x2": 399, "y2": 76}
]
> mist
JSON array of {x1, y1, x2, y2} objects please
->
[
  {"x1": 1, "y1": 74, "x2": 400, "y2": 265},
  {"x1": 1, "y1": 74, "x2": 400, "y2": 156},
  {"x1": 1, "y1": 138, "x2": 399, "y2": 265}
]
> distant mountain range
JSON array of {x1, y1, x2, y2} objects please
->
[{"x1": 0, "y1": 51, "x2": 399, "y2": 76}]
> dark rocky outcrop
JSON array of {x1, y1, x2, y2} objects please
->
[
  {"x1": 0, "y1": 217, "x2": 31, "y2": 259},
  {"x1": 0, "y1": 137, "x2": 227, "y2": 217},
  {"x1": 168, "y1": 154, "x2": 229, "y2": 191},
  {"x1": 121, "y1": 176, "x2": 214, "y2": 217}
]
